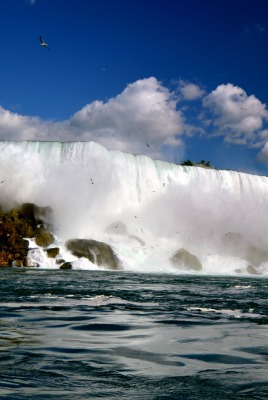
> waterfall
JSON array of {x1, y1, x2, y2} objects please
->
[{"x1": 1, "y1": 140, "x2": 268, "y2": 275}]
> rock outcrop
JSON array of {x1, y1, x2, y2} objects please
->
[
  {"x1": 60, "y1": 262, "x2": 72, "y2": 270},
  {"x1": 170, "y1": 248, "x2": 202, "y2": 272},
  {"x1": 46, "y1": 247, "x2": 60, "y2": 258},
  {"x1": 35, "y1": 231, "x2": 54, "y2": 247},
  {"x1": 66, "y1": 238, "x2": 122, "y2": 270},
  {"x1": 0, "y1": 203, "x2": 54, "y2": 267}
]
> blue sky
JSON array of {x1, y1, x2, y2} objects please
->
[{"x1": 1, "y1": 0, "x2": 268, "y2": 174}]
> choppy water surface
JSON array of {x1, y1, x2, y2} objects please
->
[{"x1": 0, "y1": 269, "x2": 267, "y2": 399}]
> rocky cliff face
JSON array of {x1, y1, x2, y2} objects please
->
[
  {"x1": 0, "y1": 203, "x2": 54, "y2": 267},
  {"x1": 0, "y1": 203, "x2": 123, "y2": 270}
]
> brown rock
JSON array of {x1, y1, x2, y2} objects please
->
[
  {"x1": 35, "y1": 231, "x2": 54, "y2": 247},
  {"x1": 170, "y1": 248, "x2": 202, "y2": 271},
  {"x1": 46, "y1": 247, "x2": 60, "y2": 258},
  {"x1": 66, "y1": 239, "x2": 122, "y2": 270}
]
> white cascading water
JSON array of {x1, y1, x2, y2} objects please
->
[{"x1": 1, "y1": 140, "x2": 268, "y2": 276}]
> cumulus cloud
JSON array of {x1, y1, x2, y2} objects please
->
[
  {"x1": 0, "y1": 107, "x2": 42, "y2": 140},
  {"x1": 0, "y1": 77, "x2": 184, "y2": 159},
  {"x1": 69, "y1": 77, "x2": 184, "y2": 155},
  {"x1": 202, "y1": 83, "x2": 268, "y2": 145},
  {"x1": 2, "y1": 77, "x2": 268, "y2": 165},
  {"x1": 178, "y1": 80, "x2": 205, "y2": 100},
  {"x1": 256, "y1": 141, "x2": 268, "y2": 163}
]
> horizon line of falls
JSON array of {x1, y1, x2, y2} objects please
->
[{"x1": 1, "y1": 140, "x2": 268, "y2": 276}]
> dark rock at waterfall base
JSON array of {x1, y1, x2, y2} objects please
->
[
  {"x1": 66, "y1": 239, "x2": 122, "y2": 270},
  {"x1": 0, "y1": 202, "x2": 54, "y2": 267},
  {"x1": 170, "y1": 248, "x2": 202, "y2": 272},
  {"x1": 56, "y1": 259, "x2": 66, "y2": 265},
  {"x1": 46, "y1": 247, "x2": 60, "y2": 258},
  {"x1": 60, "y1": 262, "x2": 72, "y2": 270},
  {"x1": 35, "y1": 231, "x2": 54, "y2": 247}
]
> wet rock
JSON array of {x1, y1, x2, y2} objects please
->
[
  {"x1": 66, "y1": 239, "x2": 122, "y2": 270},
  {"x1": 0, "y1": 208, "x2": 35, "y2": 266},
  {"x1": 46, "y1": 247, "x2": 60, "y2": 258},
  {"x1": 170, "y1": 248, "x2": 202, "y2": 271},
  {"x1": 35, "y1": 231, "x2": 54, "y2": 247},
  {"x1": 0, "y1": 203, "x2": 55, "y2": 267},
  {"x1": 60, "y1": 262, "x2": 72, "y2": 270},
  {"x1": 56, "y1": 259, "x2": 66, "y2": 265}
]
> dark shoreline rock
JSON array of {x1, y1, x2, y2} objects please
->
[
  {"x1": 0, "y1": 203, "x2": 54, "y2": 267},
  {"x1": 46, "y1": 247, "x2": 60, "y2": 258},
  {"x1": 60, "y1": 262, "x2": 72, "y2": 270}
]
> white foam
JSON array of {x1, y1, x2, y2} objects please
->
[
  {"x1": 187, "y1": 307, "x2": 261, "y2": 319},
  {"x1": 1, "y1": 140, "x2": 268, "y2": 276}
]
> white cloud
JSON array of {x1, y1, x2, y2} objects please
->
[
  {"x1": 0, "y1": 107, "x2": 42, "y2": 140},
  {"x1": 2, "y1": 77, "x2": 268, "y2": 166},
  {"x1": 69, "y1": 77, "x2": 184, "y2": 154},
  {"x1": 0, "y1": 78, "x2": 184, "y2": 159},
  {"x1": 257, "y1": 141, "x2": 268, "y2": 163},
  {"x1": 178, "y1": 80, "x2": 205, "y2": 100},
  {"x1": 202, "y1": 83, "x2": 268, "y2": 145}
]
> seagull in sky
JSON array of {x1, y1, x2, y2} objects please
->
[{"x1": 40, "y1": 36, "x2": 49, "y2": 49}]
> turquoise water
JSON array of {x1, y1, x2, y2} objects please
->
[{"x1": 0, "y1": 269, "x2": 267, "y2": 399}]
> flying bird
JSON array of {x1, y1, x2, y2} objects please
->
[
  {"x1": 146, "y1": 143, "x2": 150, "y2": 148},
  {"x1": 40, "y1": 36, "x2": 49, "y2": 49}
]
